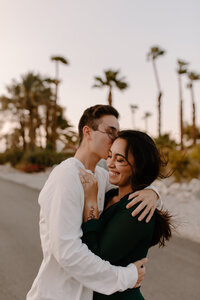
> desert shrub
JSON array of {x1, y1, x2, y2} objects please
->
[
  {"x1": 0, "y1": 152, "x2": 8, "y2": 165},
  {"x1": 190, "y1": 145, "x2": 200, "y2": 163},
  {"x1": 0, "y1": 148, "x2": 73, "y2": 172},
  {"x1": 20, "y1": 149, "x2": 72, "y2": 168},
  {"x1": 155, "y1": 134, "x2": 177, "y2": 149},
  {"x1": 9, "y1": 149, "x2": 24, "y2": 166},
  {"x1": 0, "y1": 150, "x2": 24, "y2": 166},
  {"x1": 167, "y1": 149, "x2": 200, "y2": 181}
]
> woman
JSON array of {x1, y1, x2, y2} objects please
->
[{"x1": 80, "y1": 130, "x2": 172, "y2": 299}]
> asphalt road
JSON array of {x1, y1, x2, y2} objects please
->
[{"x1": 0, "y1": 178, "x2": 200, "y2": 300}]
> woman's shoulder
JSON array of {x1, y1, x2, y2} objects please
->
[
  {"x1": 105, "y1": 188, "x2": 118, "y2": 199},
  {"x1": 119, "y1": 194, "x2": 156, "y2": 224}
]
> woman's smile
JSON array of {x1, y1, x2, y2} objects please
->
[{"x1": 109, "y1": 170, "x2": 120, "y2": 177}]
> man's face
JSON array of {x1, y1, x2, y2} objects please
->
[{"x1": 91, "y1": 115, "x2": 120, "y2": 159}]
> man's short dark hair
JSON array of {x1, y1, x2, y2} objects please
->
[{"x1": 78, "y1": 105, "x2": 119, "y2": 144}]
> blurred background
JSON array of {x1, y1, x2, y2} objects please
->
[
  {"x1": 0, "y1": 0, "x2": 200, "y2": 179},
  {"x1": 0, "y1": 1, "x2": 200, "y2": 299}
]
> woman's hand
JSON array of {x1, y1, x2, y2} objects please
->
[
  {"x1": 79, "y1": 168, "x2": 99, "y2": 221},
  {"x1": 79, "y1": 168, "x2": 98, "y2": 203}
]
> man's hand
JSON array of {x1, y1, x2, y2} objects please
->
[
  {"x1": 133, "y1": 258, "x2": 148, "y2": 288},
  {"x1": 126, "y1": 189, "x2": 158, "y2": 223}
]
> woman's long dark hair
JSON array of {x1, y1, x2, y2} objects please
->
[{"x1": 118, "y1": 130, "x2": 172, "y2": 247}]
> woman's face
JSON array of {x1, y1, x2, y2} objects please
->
[{"x1": 106, "y1": 138, "x2": 134, "y2": 188}]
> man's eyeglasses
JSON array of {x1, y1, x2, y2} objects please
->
[{"x1": 95, "y1": 129, "x2": 118, "y2": 141}]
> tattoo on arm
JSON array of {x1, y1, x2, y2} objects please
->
[{"x1": 87, "y1": 206, "x2": 96, "y2": 220}]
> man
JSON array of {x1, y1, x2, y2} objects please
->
[{"x1": 27, "y1": 105, "x2": 159, "y2": 300}]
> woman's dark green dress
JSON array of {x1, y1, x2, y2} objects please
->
[{"x1": 82, "y1": 189, "x2": 156, "y2": 300}]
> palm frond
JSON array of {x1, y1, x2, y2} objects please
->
[
  {"x1": 92, "y1": 84, "x2": 103, "y2": 88},
  {"x1": 94, "y1": 76, "x2": 106, "y2": 85},
  {"x1": 115, "y1": 80, "x2": 128, "y2": 90},
  {"x1": 188, "y1": 71, "x2": 200, "y2": 81},
  {"x1": 92, "y1": 76, "x2": 108, "y2": 88},
  {"x1": 148, "y1": 46, "x2": 166, "y2": 60},
  {"x1": 51, "y1": 56, "x2": 69, "y2": 65}
]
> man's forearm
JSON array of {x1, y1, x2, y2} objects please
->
[{"x1": 50, "y1": 221, "x2": 138, "y2": 294}]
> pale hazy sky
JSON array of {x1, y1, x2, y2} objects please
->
[{"x1": 0, "y1": 0, "x2": 200, "y2": 142}]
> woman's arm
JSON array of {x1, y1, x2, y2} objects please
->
[
  {"x1": 79, "y1": 168, "x2": 99, "y2": 221},
  {"x1": 79, "y1": 169, "x2": 148, "y2": 288},
  {"x1": 79, "y1": 168, "x2": 153, "y2": 262},
  {"x1": 82, "y1": 202, "x2": 154, "y2": 264}
]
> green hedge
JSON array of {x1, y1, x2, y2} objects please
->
[
  {"x1": 20, "y1": 150, "x2": 72, "y2": 167},
  {"x1": 0, "y1": 149, "x2": 73, "y2": 172},
  {"x1": 0, "y1": 150, "x2": 24, "y2": 166},
  {"x1": 1, "y1": 146, "x2": 200, "y2": 179}
]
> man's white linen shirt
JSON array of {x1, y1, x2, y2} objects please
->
[{"x1": 26, "y1": 158, "x2": 139, "y2": 300}]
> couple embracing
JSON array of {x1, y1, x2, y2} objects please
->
[{"x1": 27, "y1": 105, "x2": 172, "y2": 300}]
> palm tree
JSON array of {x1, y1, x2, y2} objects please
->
[
  {"x1": 177, "y1": 59, "x2": 188, "y2": 150},
  {"x1": 147, "y1": 46, "x2": 165, "y2": 137},
  {"x1": 129, "y1": 104, "x2": 138, "y2": 128},
  {"x1": 187, "y1": 71, "x2": 200, "y2": 145},
  {"x1": 93, "y1": 69, "x2": 128, "y2": 106},
  {"x1": 142, "y1": 112, "x2": 152, "y2": 132},
  {"x1": 22, "y1": 72, "x2": 45, "y2": 150},
  {"x1": 44, "y1": 78, "x2": 58, "y2": 148},
  {"x1": 51, "y1": 55, "x2": 69, "y2": 150},
  {"x1": 0, "y1": 72, "x2": 75, "y2": 153},
  {"x1": 1, "y1": 73, "x2": 44, "y2": 151},
  {"x1": 5, "y1": 81, "x2": 27, "y2": 151}
]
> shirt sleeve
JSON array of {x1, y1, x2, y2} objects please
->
[
  {"x1": 145, "y1": 184, "x2": 162, "y2": 209},
  {"x1": 82, "y1": 203, "x2": 154, "y2": 265},
  {"x1": 38, "y1": 165, "x2": 138, "y2": 295}
]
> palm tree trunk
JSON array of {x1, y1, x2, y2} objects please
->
[
  {"x1": 152, "y1": 59, "x2": 162, "y2": 137},
  {"x1": 180, "y1": 99, "x2": 184, "y2": 149},
  {"x1": 178, "y1": 75, "x2": 184, "y2": 150},
  {"x1": 45, "y1": 105, "x2": 50, "y2": 147},
  {"x1": 52, "y1": 84, "x2": 58, "y2": 150},
  {"x1": 152, "y1": 59, "x2": 161, "y2": 92},
  {"x1": 29, "y1": 107, "x2": 34, "y2": 151},
  {"x1": 190, "y1": 83, "x2": 196, "y2": 145},
  {"x1": 20, "y1": 121, "x2": 26, "y2": 151},
  {"x1": 158, "y1": 92, "x2": 162, "y2": 137},
  {"x1": 108, "y1": 87, "x2": 112, "y2": 106},
  {"x1": 19, "y1": 111, "x2": 26, "y2": 151},
  {"x1": 192, "y1": 102, "x2": 196, "y2": 145},
  {"x1": 32, "y1": 107, "x2": 38, "y2": 149},
  {"x1": 52, "y1": 62, "x2": 59, "y2": 151}
]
